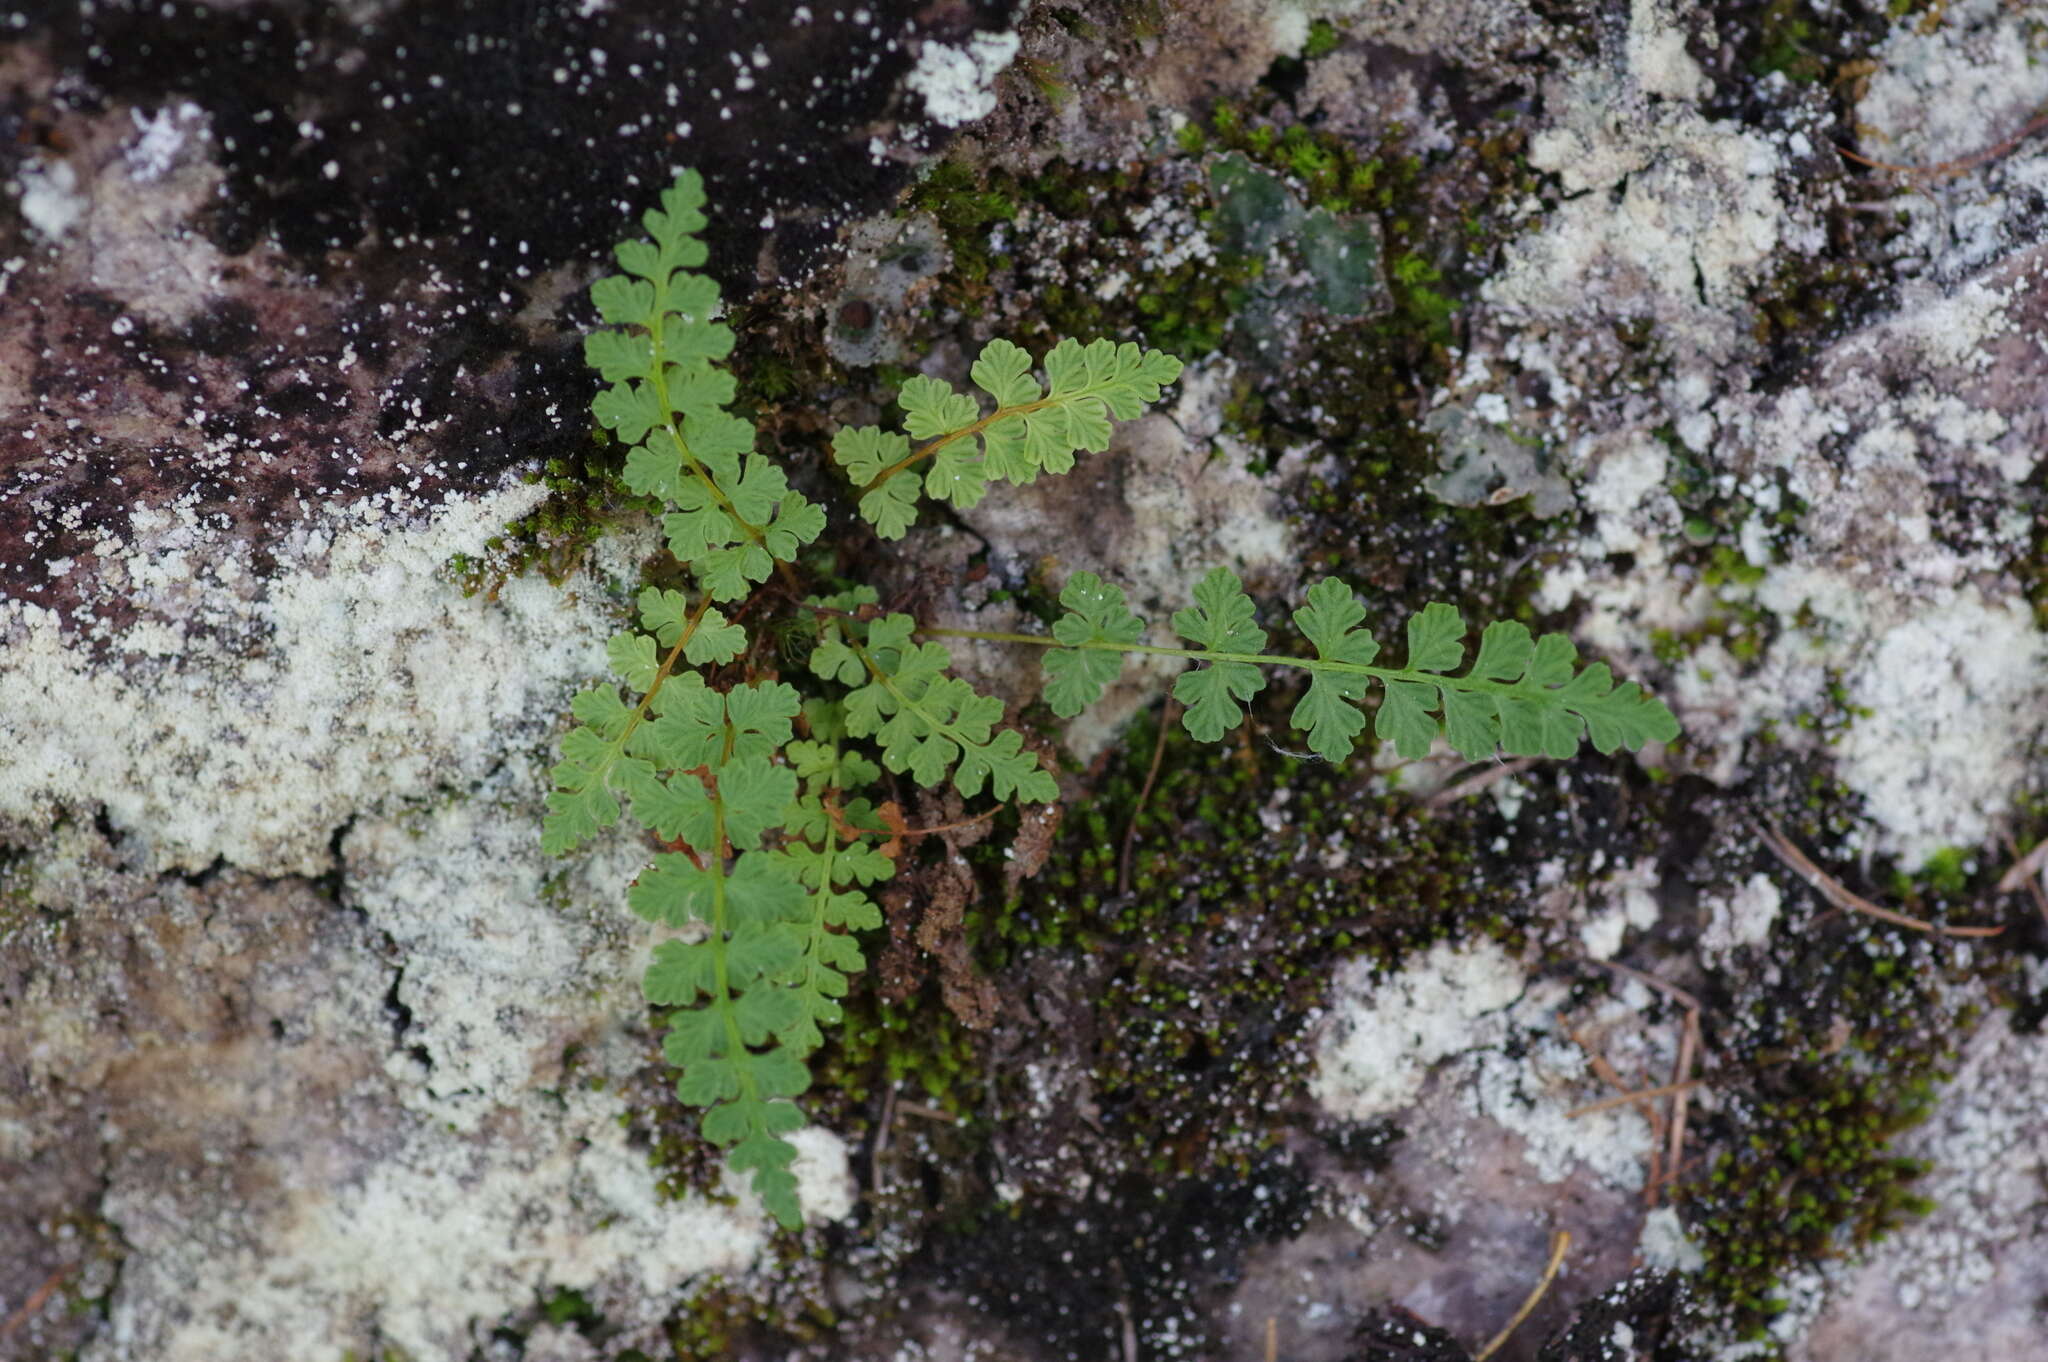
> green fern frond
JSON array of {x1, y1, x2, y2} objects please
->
[
  {"x1": 829, "y1": 427, "x2": 922, "y2": 539},
  {"x1": 1044, "y1": 570, "x2": 1680, "y2": 762},
  {"x1": 1288, "y1": 577, "x2": 1381, "y2": 760},
  {"x1": 628, "y1": 751, "x2": 813, "y2": 1228},
  {"x1": 587, "y1": 170, "x2": 824, "y2": 601},
  {"x1": 781, "y1": 709, "x2": 889, "y2": 1051},
  {"x1": 833, "y1": 337, "x2": 1184, "y2": 539},
  {"x1": 541, "y1": 592, "x2": 731, "y2": 856},
  {"x1": 542, "y1": 168, "x2": 1679, "y2": 1234},
  {"x1": 541, "y1": 685, "x2": 648, "y2": 856},
  {"x1": 813, "y1": 613, "x2": 1060, "y2": 802},
  {"x1": 980, "y1": 338, "x2": 1183, "y2": 479},
  {"x1": 639, "y1": 586, "x2": 747, "y2": 665}
]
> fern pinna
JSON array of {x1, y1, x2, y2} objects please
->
[{"x1": 542, "y1": 171, "x2": 1679, "y2": 1228}]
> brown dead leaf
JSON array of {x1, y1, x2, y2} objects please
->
[
  {"x1": 1005, "y1": 800, "x2": 1063, "y2": 898},
  {"x1": 875, "y1": 798, "x2": 909, "y2": 860}
]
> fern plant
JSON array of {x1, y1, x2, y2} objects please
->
[{"x1": 542, "y1": 171, "x2": 1679, "y2": 1228}]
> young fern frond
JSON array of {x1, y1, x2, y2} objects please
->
[
  {"x1": 543, "y1": 169, "x2": 1676, "y2": 1233},
  {"x1": 586, "y1": 171, "x2": 826, "y2": 600},
  {"x1": 1041, "y1": 572, "x2": 1146, "y2": 715},
  {"x1": 1040, "y1": 570, "x2": 1681, "y2": 762},
  {"x1": 831, "y1": 337, "x2": 1184, "y2": 539}
]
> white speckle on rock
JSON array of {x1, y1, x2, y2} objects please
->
[
  {"x1": 1265, "y1": 3, "x2": 1311, "y2": 56},
  {"x1": 1625, "y1": 0, "x2": 1706, "y2": 101},
  {"x1": 124, "y1": 102, "x2": 207, "y2": 183},
  {"x1": 1639, "y1": 1205, "x2": 1705, "y2": 1273},
  {"x1": 1579, "y1": 856, "x2": 1662, "y2": 959},
  {"x1": 905, "y1": 30, "x2": 1020, "y2": 127},
  {"x1": 1490, "y1": 26, "x2": 1814, "y2": 364},
  {"x1": 786, "y1": 1126, "x2": 858, "y2": 1224},
  {"x1": 1580, "y1": 430, "x2": 1678, "y2": 556},
  {"x1": 7, "y1": 95, "x2": 232, "y2": 325},
  {"x1": 1311, "y1": 938, "x2": 1527, "y2": 1121},
  {"x1": 14, "y1": 156, "x2": 85, "y2": 240},
  {"x1": 1834, "y1": 589, "x2": 2047, "y2": 867},
  {"x1": 1857, "y1": 0, "x2": 2048, "y2": 168},
  {"x1": 1700, "y1": 872, "x2": 1782, "y2": 958}
]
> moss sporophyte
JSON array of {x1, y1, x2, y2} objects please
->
[{"x1": 540, "y1": 170, "x2": 1679, "y2": 1228}]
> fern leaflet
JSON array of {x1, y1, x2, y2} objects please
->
[
  {"x1": 812, "y1": 611, "x2": 1060, "y2": 803},
  {"x1": 1170, "y1": 567, "x2": 1272, "y2": 742}
]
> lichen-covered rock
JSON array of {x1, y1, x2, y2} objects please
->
[
  {"x1": 0, "y1": 770, "x2": 853, "y2": 1361},
  {"x1": 2, "y1": 0, "x2": 988, "y2": 1353},
  {"x1": 1796, "y1": 989, "x2": 2048, "y2": 1360},
  {"x1": 7, "y1": 0, "x2": 2048, "y2": 1356}
]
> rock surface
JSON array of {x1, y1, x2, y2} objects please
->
[{"x1": 4, "y1": 1, "x2": 2046, "y2": 1360}]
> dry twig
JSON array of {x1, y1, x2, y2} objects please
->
[
  {"x1": 1996, "y1": 836, "x2": 2048, "y2": 896},
  {"x1": 1567, "y1": 1078, "x2": 1703, "y2": 1120},
  {"x1": 1667, "y1": 1004, "x2": 1701, "y2": 1199},
  {"x1": 896, "y1": 808, "x2": 1000, "y2": 839},
  {"x1": 1475, "y1": 1230, "x2": 1571, "y2": 1362},
  {"x1": 2002, "y1": 834, "x2": 2048, "y2": 932},
  {"x1": 1565, "y1": 1018, "x2": 1670, "y2": 1192},
  {"x1": 1585, "y1": 958, "x2": 1705, "y2": 1205},
  {"x1": 870, "y1": 1080, "x2": 898, "y2": 1199},
  {"x1": 1594, "y1": 957, "x2": 1701, "y2": 1013},
  {"x1": 1754, "y1": 818, "x2": 2004, "y2": 938},
  {"x1": 1838, "y1": 107, "x2": 2048, "y2": 180},
  {"x1": 1424, "y1": 756, "x2": 1539, "y2": 810},
  {"x1": 1118, "y1": 697, "x2": 1178, "y2": 895},
  {"x1": 1116, "y1": 1291, "x2": 1139, "y2": 1362},
  {"x1": 895, "y1": 1100, "x2": 956, "y2": 1123},
  {"x1": 0, "y1": 1263, "x2": 72, "y2": 1344}
]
